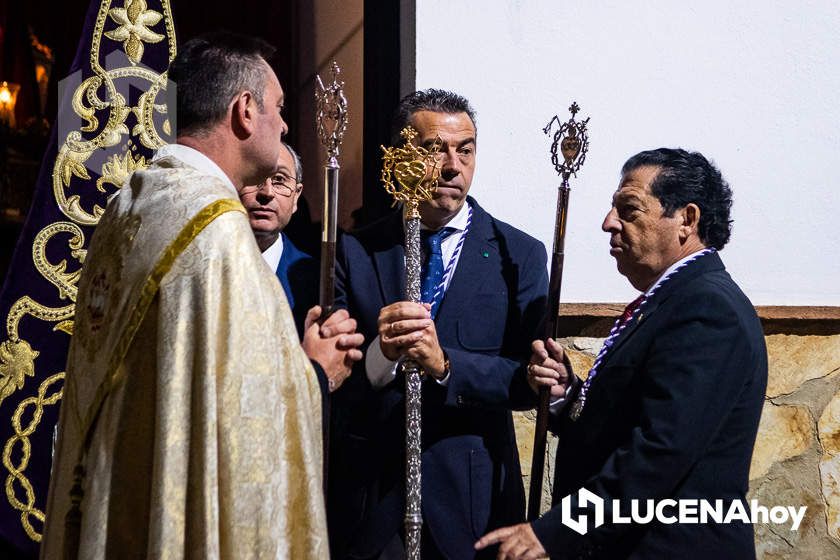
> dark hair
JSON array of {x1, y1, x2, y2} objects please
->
[
  {"x1": 621, "y1": 148, "x2": 733, "y2": 249},
  {"x1": 390, "y1": 88, "x2": 477, "y2": 144},
  {"x1": 168, "y1": 32, "x2": 276, "y2": 136}
]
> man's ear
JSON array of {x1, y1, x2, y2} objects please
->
[
  {"x1": 680, "y1": 203, "x2": 701, "y2": 240},
  {"x1": 231, "y1": 91, "x2": 257, "y2": 136},
  {"x1": 292, "y1": 187, "x2": 302, "y2": 214}
]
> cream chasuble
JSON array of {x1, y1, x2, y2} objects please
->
[{"x1": 41, "y1": 155, "x2": 327, "y2": 559}]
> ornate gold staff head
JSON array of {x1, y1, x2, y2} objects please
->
[
  {"x1": 543, "y1": 102, "x2": 591, "y2": 184},
  {"x1": 380, "y1": 126, "x2": 443, "y2": 220},
  {"x1": 315, "y1": 61, "x2": 349, "y2": 160}
]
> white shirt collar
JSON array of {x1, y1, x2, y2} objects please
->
[
  {"x1": 261, "y1": 235, "x2": 284, "y2": 271},
  {"x1": 644, "y1": 248, "x2": 708, "y2": 296},
  {"x1": 419, "y1": 199, "x2": 471, "y2": 232},
  {"x1": 153, "y1": 144, "x2": 238, "y2": 197}
]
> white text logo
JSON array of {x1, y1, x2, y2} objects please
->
[{"x1": 559, "y1": 490, "x2": 806, "y2": 536}]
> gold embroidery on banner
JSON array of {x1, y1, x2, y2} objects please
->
[
  {"x1": 0, "y1": 341, "x2": 39, "y2": 408},
  {"x1": 32, "y1": 222, "x2": 87, "y2": 301},
  {"x1": 105, "y1": 0, "x2": 165, "y2": 65},
  {"x1": 0, "y1": 298, "x2": 74, "y2": 406},
  {"x1": 2, "y1": 373, "x2": 65, "y2": 541},
  {"x1": 54, "y1": 322, "x2": 75, "y2": 336},
  {"x1": 92, "y1": 0, "x2": 177, "y2": 74},
  {"x1": 0, "y1": 0, "x2": 177, "y2": 541},
  {"x1": 97, "y1": 146, "x2": 148, "y2": 193},
  {"x1": 54, "y1": 0, "x2": 176, "y2": 225},
  {"x1": 6, "y1": 298, "x2": 76, "y2": 342},
  {"x1": 134, "y1": 72, "x2": 170, "y2": 148},
  {"x1": 53, "y1": 74, "x2": 129, "y2": 224}
]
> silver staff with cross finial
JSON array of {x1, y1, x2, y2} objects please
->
[
  {"x1": 315, "y1": 61, "x2": 348, "y2": 319},
  {"x1": 527, "y1": 102, "x2": 591, "y2": 521},
  {"x1": 380, "y1": 126, "x2": 443, "y2": 559}
]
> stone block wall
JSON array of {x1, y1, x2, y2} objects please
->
[{"x1": 515, "y1": 327, "x2": 840, "y2": 557}]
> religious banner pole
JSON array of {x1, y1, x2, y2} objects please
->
[
  {"x1": 527, "y1": 102, "x2": 590, "y2": 521},
  {"x1": 380, "y1": 127, "x2": 443, "y2": 559},
  {"x1": 315, "y1": 61, "x2": 348, "y2": 318}
]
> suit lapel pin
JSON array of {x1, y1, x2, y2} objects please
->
[{"x1": 482, "y1": 251, "x2": 489, "y2": 258}]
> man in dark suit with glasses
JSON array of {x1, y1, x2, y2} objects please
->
[{"x1": 241, "y1": 141, "x2": 317, "y2": 336}]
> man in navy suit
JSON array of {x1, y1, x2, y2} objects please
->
[
  {"x1": 240, "y1": 141, "x2": 318, "y2": 337},
  {"x1": 328, "y1": 89, "x2": 548, "y2": 559},
  {"x1": 477, "y1": 148, "x2": 768, "y2": 559}
]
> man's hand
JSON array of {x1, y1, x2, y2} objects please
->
[
  {"x1": 377, "y1": 302, "x2": 446, "y2": 378},
  {"x1": 317, "y1": 307, "x2": 359, "y2": 340},
  {"x1": 474, "y1": 523, "x2": 548, "y2": 560},
  {"x1": 302, "y1": 306, "x2": 364, "y2": 392},
  {"x1": 528, "y1": 338, "x2": 572, "y2": 399}
]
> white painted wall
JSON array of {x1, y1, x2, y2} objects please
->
[{"x1": 414, "y1": 1, "x2": 840, "y2": 305}]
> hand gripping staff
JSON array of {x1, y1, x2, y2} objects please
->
[
  {"x1": 380, "y1": 127, "x2": 443, "y2": 559},
  {"x1": 527, "y1": 102, "x2": 590, "y2": 521}
]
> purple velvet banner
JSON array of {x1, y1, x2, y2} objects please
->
[{"x1": 0, "y1": 1, "x2": 175, "y2": 556}]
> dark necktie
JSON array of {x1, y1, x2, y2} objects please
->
[
  {"x1": 420, "y1": 227, "x2": 456, "y2": 316},
  {"x1": 619, "y1": 294, "x2": 645, "y2": 326}
]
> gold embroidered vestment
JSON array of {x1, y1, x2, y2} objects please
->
[{"x1": 41, "y1": 156, "x2": 328, "y2": 559}]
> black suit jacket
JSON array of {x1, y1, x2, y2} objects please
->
[
  {"x1": 329, "y1": 198, "x2": 548, "y2": 559},
  {"x1": 531, "y1": 251, "x2": 767, "y2": 559}
]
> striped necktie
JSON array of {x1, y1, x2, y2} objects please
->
[
  {"x1": 619, "y1": 294, "x2": 645, "y2": 326},
  {"x1": 420, "y1": 227, "x2": 456, "y2": 316}
]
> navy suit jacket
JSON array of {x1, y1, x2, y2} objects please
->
[
  {"x1": 271, "y1": 234, "x2": 333, "y2": 454},
  {"x1": 329, "y1": 198, "x2": 548, "y2": 559},
  {"x1": 531, "y1": 251, "x2": 767, "y2": 560},
  {"x1": 275, "y1": 233, "x2": 318, "y2": 338}
]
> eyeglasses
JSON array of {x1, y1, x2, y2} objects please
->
[{"x1": 243, "y1": 172, "x2": 302, "y2": 197}]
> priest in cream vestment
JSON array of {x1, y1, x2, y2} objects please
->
[{"x1": 40, "y1": 33, "x2": 353, "y2": 559}]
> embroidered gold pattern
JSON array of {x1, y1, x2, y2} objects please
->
[
  {"x1": 97, "y1": 145, "x2": 147, "y2": 193},
  {"x1": 0, "y1": 0, "x2": 176, "y2": 541},
  {"x1": 0, "y1": 296, "x2": 74, "y2": 408},
  {"x1": 75, "y1": 200, "x2": 245, "y2": 452},
  {"x1": 32, "y1": 222, "x2": 87, "y2": 301},
  {"x1": 134, "y1": 74, "x2": 171, "y2": 147},
  {"x1": 79, "y1": 211, "x2": 142, "y2": 363},
  {"x1": 6, "y1": 298, "x2": 76, "y2": 342},
  {"x1": 2, "y1": 373, "x2": 64, "y2": 541},
  {"x1": 53, "y1": 0, "x2": 175, "y2": 225},
  {"x1": 0, "y1": 341, "x2": 39, "y2": 408},
  {"x1": 105, "y1": 0, "x2": 165, "y2": 65}
]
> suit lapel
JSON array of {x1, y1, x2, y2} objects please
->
[
  {"x1": 366, "y1": 199, "x2": 502, "y2": 314},
  {"x1": 596, "y1": 251, "x2": 725, "y2": 368},
  {"x1": 274, "y1": 234, "x2": 293, "y2": 303},
  {"x1": 370, "y1": 211, "x2": 407, "y2": 304},
  {"x1": 596, "y1": 299, "x2": 662, "y2": 365},
  {"x1": 435, "y1": 200, "x2": 496, "y2": 323}
]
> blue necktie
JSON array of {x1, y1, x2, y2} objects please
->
[{"x1": 420, "y1": 227, "x2": 456, "y2": 317}]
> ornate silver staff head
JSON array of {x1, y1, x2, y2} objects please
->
[
  {"x1": 315, "y1": 61, "x2": 349, "y2": 160},
  {"x1": 543, "y1": 102, "x2": 590, "y2": 185}
]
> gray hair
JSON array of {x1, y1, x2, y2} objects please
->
[{"x1": 283, "y1": 142, "x2": 303, "y2": 183}]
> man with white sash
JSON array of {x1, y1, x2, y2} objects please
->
[{"x1": 328, "y1": 89, "x2": 548, "y2": 560}]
